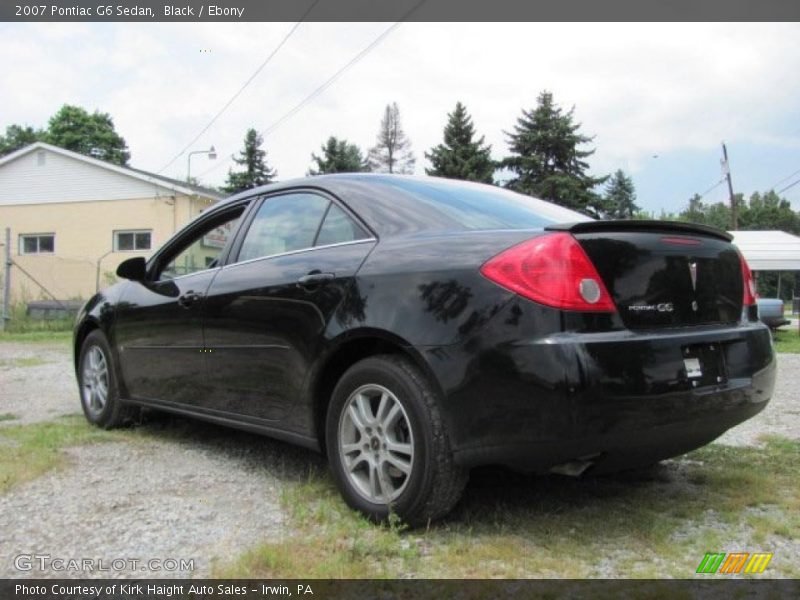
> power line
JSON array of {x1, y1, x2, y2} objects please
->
[
  {"x1": 777, "y1": 177, "x2": 800, "y2": 195},
  {"x1": 198, "y1": 0, "x2": 427, "y2": 181},
  {"x1": 769, "y1": 166, "x2": 800, "y2": 191},
  {"x1": 157, "y1": 0, "x2": 320, "y2": 175},
  {"x1": 694, "y1": 177, "x2": 726, "y2": 201},
  {"x1": 197, "y1": 21, "x2": 404, "y2": 180},
  {"x1": 258, "y1": 24, "x2": 405, "y2": 138}
]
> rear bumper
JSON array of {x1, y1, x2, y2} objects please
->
[{"x1": 424, "y1": 319, "x2": 776, "y2": 471}]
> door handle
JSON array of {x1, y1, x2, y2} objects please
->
[
  {"x1": 297, "y1": 271, "x2": 335, "y2": 288},
  {"x1": 178, "y1": 291, "x2": 202, "y2": 308}
]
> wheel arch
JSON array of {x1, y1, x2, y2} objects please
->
[
  {"x1": 309, "y1": 329, "x2": 443, "y2": 455},
  {"x1": 73, "y1": 318, "x2": 101, "y2": 375},
  {"x1": 74, "y1": 317, "x2": 130, "y2": 400}
]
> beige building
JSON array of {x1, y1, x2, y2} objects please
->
[{"x1": 0, "y1": 142, "x2": 223, "y2": 302}]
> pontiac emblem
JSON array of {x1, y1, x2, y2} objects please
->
[{"x1": 688, "y1": 261, "x2": 698, "y2": 292}]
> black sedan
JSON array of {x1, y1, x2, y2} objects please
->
[{"x1": 74, "y1": 174, "x2": 776, "y2": 525}]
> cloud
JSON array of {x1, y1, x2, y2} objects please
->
[{"x1": 1, "y1": 22, "x2": 798, "y2": 209}]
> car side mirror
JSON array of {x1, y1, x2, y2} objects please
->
[{"x1": 116, "y1": 256, "x2": 147, "y2": 282}]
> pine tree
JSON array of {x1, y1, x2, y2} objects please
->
[
  {"x1": 502, "y1": 91, "x2": 607, "y2": 216},
  {"x1": 425, "y1": 102, "x2": 494, "y2": 183},
  {"x1": 308, "y1": 136, "x2": 369, "y2": 175},
  {"x1": 223, "y1": 128, "x2": 276, "y2": 194},
  {"x1": 604, "y1": 169, "x2": 639, "y2": 219},
  {"x1": 368, "y1": 102, "x2": 415, "y2": 174}
]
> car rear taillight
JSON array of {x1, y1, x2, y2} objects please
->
[
  {"x1": 738, "y1": 250, "x2": 757, "y2": 306},
  {"x1": 480, "y1": 232, "x2": 616, "y2": 312}
]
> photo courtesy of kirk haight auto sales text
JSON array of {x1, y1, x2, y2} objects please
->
[{"x1": 15, "y1": 583, "x2": 314, "y2": 596}]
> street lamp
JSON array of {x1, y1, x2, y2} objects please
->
[{"x1": 187, "y1": 145, "x2": 216, "y2": 182}]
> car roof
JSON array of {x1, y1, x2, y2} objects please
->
[{"x1": 215, "y1": 173, "x2": 589, "y2": 237}]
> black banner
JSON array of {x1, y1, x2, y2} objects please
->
[
  {"x1": 2, "y1": 0, "x2": 800, "y2": 23},
  {"x1": 3, "y1": 579, "x2": 800, "y2": 600}
]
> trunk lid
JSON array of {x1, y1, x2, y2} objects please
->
[{"x1": 547, "y1": 221, "x2": 743, "y2": 329}]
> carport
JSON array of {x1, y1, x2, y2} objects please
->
[{"x1": 730, "y1": 230, "x2": 800, "y2": 304}]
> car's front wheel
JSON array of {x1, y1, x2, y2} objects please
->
[
  {"x1": 78, "y1": 330, "x2": 137, "y2": 428},
  {"x1": 326, "y1": 354, "x2": 467, "y2": 526}
]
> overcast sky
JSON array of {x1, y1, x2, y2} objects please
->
[{"x1": 1, "y1": 22, "x2": 799, "y2": 213}]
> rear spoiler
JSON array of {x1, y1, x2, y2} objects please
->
[{"x1": 545, "y1": 219, "x2": 733, "y2": 242}]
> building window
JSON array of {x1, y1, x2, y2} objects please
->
[
  {"x1": 19, "y1": 234, "x2": 55, "y2": 255},
  {"x1": 114, "y1": 230, "x2": 152, "y2": 252}
]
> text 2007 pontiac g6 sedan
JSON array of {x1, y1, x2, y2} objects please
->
[{"x1": 74, "y1": 174, "x2": 775, "y2": 525}]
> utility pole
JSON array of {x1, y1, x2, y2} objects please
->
[
  {"x1": 2, "y1": 227, "x2": 10, "y2": 332},
  {"x1": 721, "y1": 142, "x2": 737, "y2": 230}
]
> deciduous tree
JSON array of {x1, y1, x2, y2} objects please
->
[
  {"x1": 46, "y1": 104, "x2": 130, "y2": 165},
  {"x1": 0, "y1": 124, "x2": 44, "y2": 157}
]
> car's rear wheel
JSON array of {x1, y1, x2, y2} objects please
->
[
  {"x1": 326, "y1": 354, "x2": 467, "y2": 526},
  {"x1": 78, "y1": 330, "x2": 138, "y2": 428}
]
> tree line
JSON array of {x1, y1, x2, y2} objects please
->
[
  {"x1": 0, "y1": 95, "x2": 638, "y2": 217},
  {"x1": 218, "y1": 92, "x2": 644, "y2": 219},
  {"x1": 2, "y1": 96, "x2": 796, "y2": 240}
]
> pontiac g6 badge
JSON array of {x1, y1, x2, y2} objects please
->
[{"x1": 628, "y1": 302, "x2": 674, "y2": 313}]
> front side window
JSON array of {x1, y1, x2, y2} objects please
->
[
  {"x1": 114, "y1": 230, "x2": 152, "y2": 252},
  {"x1": 157, "y1": 208, "x2": 244, "y2": 280},
  {"x1": 19, "y1": 234, "x2": 54, "y2": 255},
  {"x1": 237, "y1": 193, "x2": 330, "y2": 263}
]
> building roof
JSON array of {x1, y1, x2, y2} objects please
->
[
  {"x1": 730, "y1": 230, "x2": 800, "y2": 271},
  {"x1": 0, "y1": 142, "x2": 224, "y2": 201}
]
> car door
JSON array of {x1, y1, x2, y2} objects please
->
[
  {"x1": 113, "y1": 203, "x2": 248, "y2": 406},
  {"x1": 201, "y1": 191, "x2": 376, "y2": 422}
]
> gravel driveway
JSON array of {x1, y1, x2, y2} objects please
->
[
  {"x1": 0, "y1": 341, "x2": 321, "y2": 578},
  {"x1": 0, "y1": 340, "x2": 798, "y2": 578}
]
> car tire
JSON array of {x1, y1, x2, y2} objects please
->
[
  {"x1": 326, "y1": 354, "x2": 467, "y2": 527},
  {"x1": 78, "y1": 330, "x2": 138, "y2": 429}
]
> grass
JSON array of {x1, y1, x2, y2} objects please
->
[
  {"x1": 0, "y1": 413, "x2": 18, "y2": 422},
  {"x1": 0, "y1": 299, "x2": 75, "y2": 336},
  {"x1": 0, "y1": 356, "x2": 49, "y2": 368},
  {"x1": 0, "y1": 330, "x2": 72, "y2": 344},
  {"x1": 4, "y1": 317, "x2": 74, "y2": 333},
  {"x1": 773, "y1": 329, "x2": 800, "y2": 354},
  {"x1": 217, "y1": 437, "x2": 800, "y2": 578},
  {"x1": 0, "y1": 415, "x2": 125, "y2": 493}
]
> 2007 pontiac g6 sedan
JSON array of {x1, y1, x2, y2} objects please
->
[{"x1": 74, "y1": 174, "x2": 776, "y2": 525}]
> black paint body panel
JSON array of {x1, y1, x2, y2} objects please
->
[{"x1": 73, "y1": 174, "x2": 776, "y2": 471}]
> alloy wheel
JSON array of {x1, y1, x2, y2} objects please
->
[
  {"x1": 82, "y1": 346, "x2": 109, "y2": 417},
  {"x1": 337, "y1": 383, "x2": 415, "y2": 504}
]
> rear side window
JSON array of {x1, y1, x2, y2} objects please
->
[
  {"x1": 237, "y1": 193, "x2": 329, "y2": 262},
  {"x1": 315, "y1": 204, "x2": 369, "y2": 247}
]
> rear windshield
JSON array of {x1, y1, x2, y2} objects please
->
[{"x1": 378, "y1": 177, "x2": 591, "y2": 230}]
